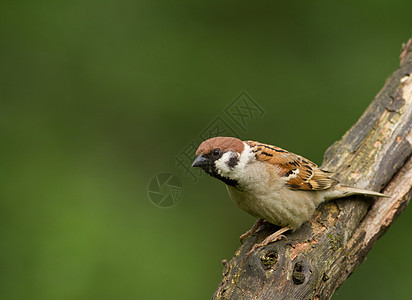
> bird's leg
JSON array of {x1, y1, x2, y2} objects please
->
[
  {"x1": 240, "y1": 218, "x2": 266, "y2": 244},
  {"x1": 246, "y1": 226, "x2": 291, "y2": 256}
]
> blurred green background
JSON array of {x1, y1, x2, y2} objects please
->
[{"x1": 1, "y1": 1, "x2": 411, "y2": 299}]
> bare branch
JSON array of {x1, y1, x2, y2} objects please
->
[{"x1": 213, "y1": 37, "x2": 412, "y2": 300}]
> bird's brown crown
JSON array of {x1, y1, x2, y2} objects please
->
[{"x1": 195, "y1": 137, "x2": 244, "y2": 156}]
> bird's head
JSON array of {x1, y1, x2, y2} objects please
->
[{"x1": 192, "y1": 137, "x2": 253, "y2": 186}]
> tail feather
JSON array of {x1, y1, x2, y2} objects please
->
[{"x1": 324, "y1": 185, "x2": 388, "y2": 200}]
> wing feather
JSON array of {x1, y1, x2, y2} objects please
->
[{"x1": 245, "y1": 141, "x2": 337, "y2": 191}]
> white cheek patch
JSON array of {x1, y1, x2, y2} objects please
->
[
  {"x1": 227, "y1": 143, "x2": 255, "y2": 180},
  {"x1": 214, "y1": 144, "x2": 256, "y2": 181},
  {"x1": 236, "y1": 143, "x2": 255, "y2": 170},
  {"x1": 215, "y1": 152, "x2": 233, "y2": 175}
]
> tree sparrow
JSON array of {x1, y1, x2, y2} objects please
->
[{"x1": 192, "y1": 137, "x2": 386, "y2": 254}]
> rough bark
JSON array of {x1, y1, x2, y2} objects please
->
[{"x1": 213, "y1": 37, "x2": 412, "y2": 300}]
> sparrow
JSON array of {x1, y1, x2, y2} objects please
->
[{"x1": 192, "y1": 136, "x2": 386, "y2": 254}]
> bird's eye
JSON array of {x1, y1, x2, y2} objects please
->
[{"x1": 212, "y1": 148, "x2": 221, "y2": 156}]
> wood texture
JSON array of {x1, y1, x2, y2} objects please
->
[{"x1": 213, "y1": 37, "x2": 412, "y2": 300}]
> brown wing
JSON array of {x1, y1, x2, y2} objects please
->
[{"x1": 245, "y1": 141, "x2": 337, "y2": 190}]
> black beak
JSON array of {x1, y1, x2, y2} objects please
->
[{"x1": 192, "y1": 154, "x2": 210, "y2": 168}]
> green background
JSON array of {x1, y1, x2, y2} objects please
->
[{"x1": 1, "y1": 1, "x2": 411, "y2": 299}]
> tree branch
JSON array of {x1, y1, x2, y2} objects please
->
[{"x1": 213, "y1": 37, "x2": 412, "y2": 300}]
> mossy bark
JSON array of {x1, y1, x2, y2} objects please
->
[{"x1": 212, "y1": 37, "x2": 412, "y2": 300}]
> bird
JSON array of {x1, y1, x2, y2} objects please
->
[{"x1": 191, "y1": 136, "x2": 386, "y2": 255}]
